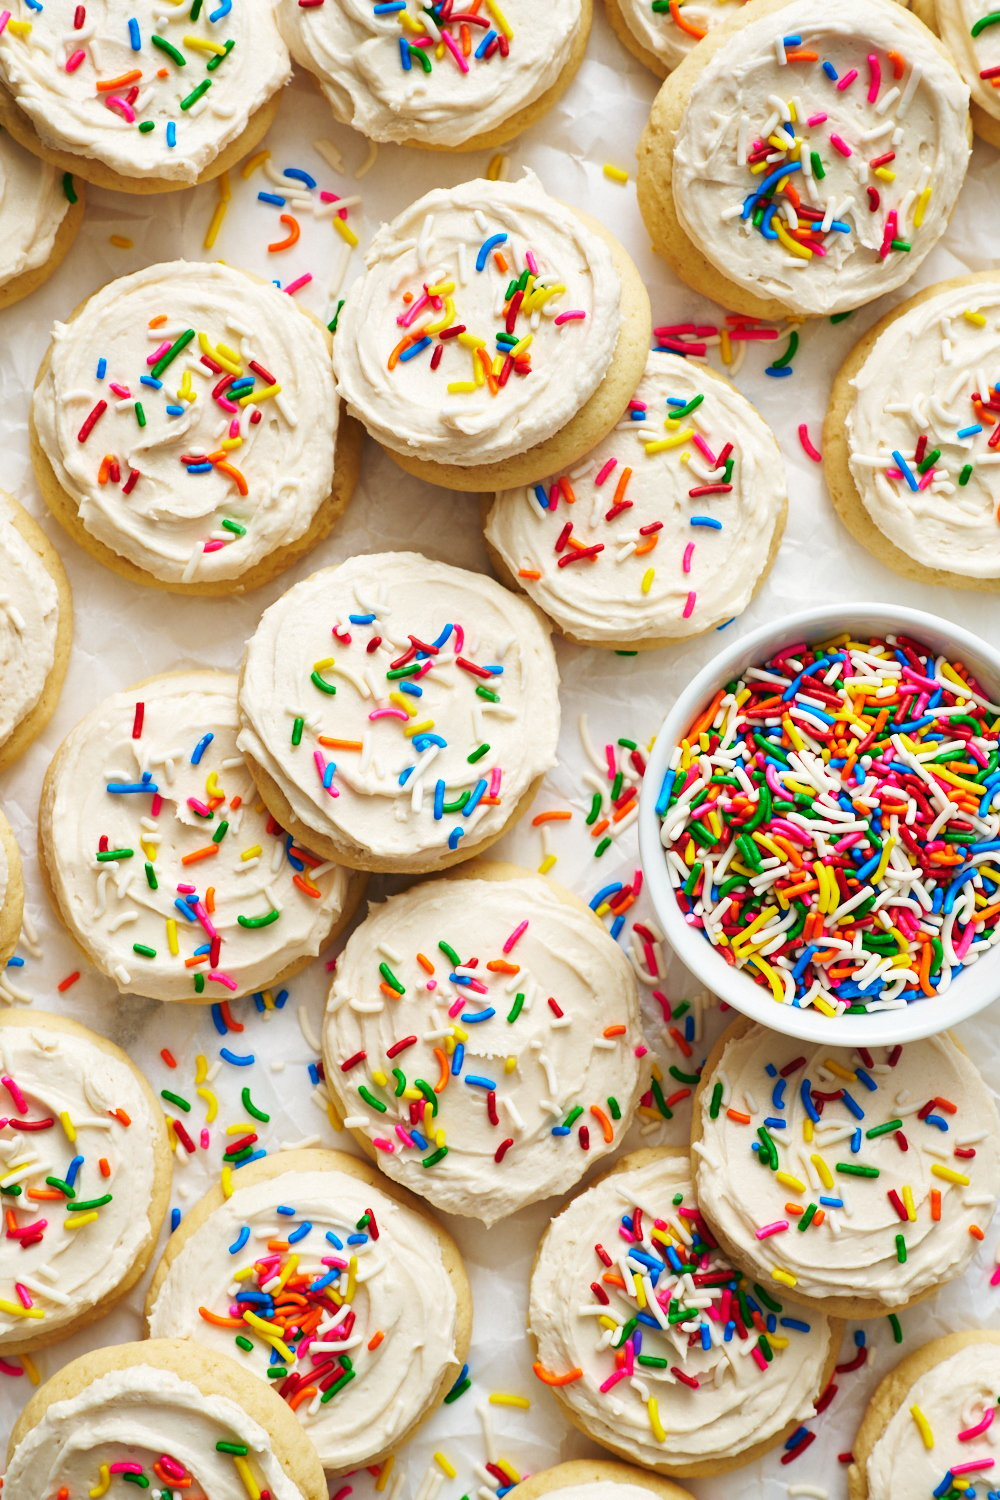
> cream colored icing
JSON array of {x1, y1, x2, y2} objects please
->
[
  {"x1": 147, "y1": 1162, "x2": 460, "y2": 1470},
  {"x1": 485, "y1": 351, "x2": 786, "y2": 645},
  {"x1": 0, "y1": 497, "x2": 59, "y2": 751},
  {"x1": 334, "y1": 174, "x2": 621, "y2": 468},
  {"x1": 237, "y1": 552, "x2": 560, "y2": 871},
  {"x1": 0, "y1": 1, "x2": 289, "y2": 185},
  {"x1": 34, "y1": 259, "x2": 338, "y2": 585},
  {"x1": 695, "y1": 1030, "x2": 1000, "y2": 1308},
  {"x1": 278, "y1": 0, "x2": 584, "y2": 147},
  {"x1": 2, "y1": 1364, "x2": 305, "y2": 1499},
  {"x1": 0, "y1": 1022, "x2": 161, "y2": 1346},
  {"x1": 529, "y1": 1151, "x2": 834, "y2": 1469},
  {"x1": 323, "y1": 874, "x2": 645, "y2": 1223},
  {"x1": 936, "y1": 2, "x2": 1000, "y2": 125},
  {"x1": 618, "y1": 0, "x2": 751, "y2": 73},
  {"x1": 865, "y1": 1344, "x2": 1000, "y2": 1500},
  {"x1": 43, "y1": 672, "x2": 352, "y2": 1003},
  {"x1": 541, "y1": 1487, "x2": 669, "y2": 1500},
  {"x1": 0, "y1": 128, "x2": 69, "y2": 284},
  {"x1": 671, "y1": 0, "x2": 970, "y2": 316},
  {"x1": 846, "y1": 279, "x2": 1000, "y2": 579},
  {"x1": 0, "y1": 837, "x2": 7, "y2": 918}
]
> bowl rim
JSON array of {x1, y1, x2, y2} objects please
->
[{"x1": 637, "y1": 601, "x2": 1000, "y2": 1047}]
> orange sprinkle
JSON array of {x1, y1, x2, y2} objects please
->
[
  {"x1": 518, "y1": 568, "x2": 542, "y2": 580},
  {"x1": 726, "y1": 1108, "x2": 752, "y2": 1124},
  {"x1": 268, "y1": 214, "x2": 301, "y2": 253},
  {"x1": 288, "y1": 1386, "x2": 318, "y2": 1411},
  {"x1": 318, "y1": 737, "x2": 364, "y2": 750},
  {"x1": 590, "y1": 1104, "x2": 614, "y2": 1143},
  {"x1": 198, "y1": 1306, "x2": 242, "y2": 1328},
  {"x1": 368, "y1": 1330, "x2": 385, "y2": 1351},
  {"x1": 603, "y1": 1024, "x2": 627, "y2": 1038},
  {"x1": 668, "y1": 0, "x2": 705, "y2": 37},
  {"x1": 181, "y1": 845, "x2": 219, "y2": 865},
  {"x1": 206, "y1": 886, "x2": 216, "y2": 914},
  {"x1": 148, "y1": 314, "x2": 168, "y2": 328},
  {"x1": 96, "y1": 68, "x2": 142, "y2": 91},
  {"x1": 531, "y1": 810, "x2": 572, "y2": 825},
  {"x1": 161, "y1": 1049, "x2": 177, "y2": 1069},
  {"x1": 486, "y1": 960, "x2": 519, "y2": 973},
  {"x1": 99, "y1": 1158, "x2": 111, "y2": 1178},
  {"x1": 293, "y1": 873, "x2": 322, "y2": 899},
  {"x1": 611, "y1": 466, "x2": 633, "y2": 506},
  {"x1": 613, "y1": 798, "x2": 637, "y2": 823},
  {"x1": 416, "y1": 952, "x2": 435, "y2": 975},
  {"x1": 27, "y1": 1189, "x2": 65, "y2": 1201},
  {"x1": 931, "y1": 1189, "x2": 942, "y2": 1221},
  {"x1": 493, "y1": 249, "x2": 507, "y2": 272},
  {"x1": 433, "y1": 1048, "x2": 450, "y2": 1093},
  {"x1": 590, "y1": 818, "x2": 610, "y2": 838},
  {"x1": 970, "y1": 1224, "x2": 985, "y2": 1241},
  {"x1": 532, "y1": 1362, "x2": 584, "y2": 1387},
  {"x1": 110, "y1": 1108, "x2": 131, "y2": 1126}
]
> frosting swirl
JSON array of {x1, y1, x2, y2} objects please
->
[
  {"x1": 845, "y1": 278, "x2": 1000, "y2": 579},
  {"x1": 0, "y1": 1017, "x2": 165, "y2": 1348},
  {"x1": 34, "y1": 259, "x2": 339, "y2": 586},
  {"x1": 41, "y1": 672, "x2": 355, "y2": 1003},
  {"x1": 486, "y1": 351, "x2": 786, "y2": 645},
  {"x1": 528, "y1": 1149, "x2": 835, "y2": 1470},
  {"x1": 694, "y1": 1026, "x2": 1000, "y2": 1309},
  {"x1": 334, "y1": 174, "x2": 621, "y2": 468},
  {"x1": 278, "y1": 0, "x2": 586, "y2": 148},
  {"x1": 324, "y1": 872, "x2": 645, "y2": 1222},
  {"x1": 237, "y1": 553, "x2": 560, "y2": 871},
  {"x1": 0, "y1": 129, "x2": 70, "y2": 286},
  {"x1": 0, "y1": 1, "x2": 289, "y2": 185},
  {"x1": 670, "y1": 0, "x2": 970, "y2": 316},
  {"x1": 3, "y1": 1363, "x2": 306, "y2": 1499},
  {"x1": 615, "y1": 0, "x2": 751, "y2": 74},
  {"x1": 147, "y1": 1156, "x2": 463, "y2": 1469},
  {"x1": 0, "y1": 496, "x2": 60, "y2": 753}
]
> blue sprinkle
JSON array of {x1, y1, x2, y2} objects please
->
[
  {"x1": 533, "y1": 484, "x2": 549, "y2": 510},
  {"x1": 233, "y1": 1150, "x2": 266, "y2": 1170},
  {"x1": 689, "y1": 516, "x2": 723, "y2": 529},
  {"x1": 128, "y1": 16, "x2": 141, "y2": 48},
  {"x1": 229, "y1": 1225, "x2": 250, "y2": 1254},
  {"x1": 288, "y1": 1221, "x2": 313, "y2": 1243},
  {"x1": 822, "y1": 59, "x2": 838, "y2": 79},
  {"x1": 779, "y1": 1317, "x2": 811, "y2": 1332},
  {"x1": 283, "y1": 166, "x2": 317, "y2": 189},
  {"x1": 348, "y1": 613, "x2": 375, "y2": 624},
  {"x1": 140, "y1": 374, "x2": 162, "y2": 389},
  {"x1": 451, "y1": 1044, "x2": 465, "y2": 1077},
  {"x1": 170, "y1": 1207, "x2": 181, "y2": 1231},
  {"x1": 765, "y1": 365, "x2": 794, "y2": 378},
  {"x1": 191, "y1": 732, "x2": 214, "y2": 765},
  {"x1": 308, "y1": 1062, "x2": 320, "y2": 1085},
  {"x1": 819, "y1": 1195, "x2": 843, "y2": 1208},
  {"x1": 461, "y1": 1007, "x2": 495, "y2": 1023},
  {"x1": 258, "y1": 191, "x2": 286, "y2": 207},
  {"x1": 398, "y1": 336, "x2": 432, "y2": 363},
  {"x1": 210, "y1": 1003, "x2": 227, "y2": 1036},
  {"x1": 851, "y1": 1127, "x2": 862, "y2": 1154},
  {"x1": 220, "y1": 1048, "x2": 255, "y2": 1067},
  {"x1": 96, "y1": 357, "x2": 107, "y2": 380},
  {"x1": 465, "y1": 1075, "x2": 497, "y2": 1090},
  {"x1": 5, "y1": 956, "x2": 23, "y2": 968},
  {"x1": 65, "y1": 1155, "x2": 84, "y2": 1189},
  {"x1": 448, "y1": 827, "x2": 464, "y2": 851},
  {"x1": 891, "y1": 449, "x2": 919, "y2": 491},
  {"x1": 475, "y1": 232, "x2": 508, "y2": 273},
  {"x1": 463, "y1": 779, "x2": 488, "y2": 817},
  {"x1": 166, "y1": 121, "x2": 176, "y2": 149},
  {"x1": 957, "y1": 424, "x2": 982, "y2": 439},
  {"x1": 399, "y1": 37, "x2": 412, "y2": 69},
  {"x1": 840, "y1": 1089, "x2": 865, "y2": 1121},
  {"x1": 474, "y1": 27, "x2": 497, "y2": 57},
  {"x1": 325, "y1": 1228, "x2": 344, "y2": 1248}
]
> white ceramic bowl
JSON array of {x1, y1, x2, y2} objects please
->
[{"x1": 638, "y1": 603, "x2": 1000, "y2": 1047}]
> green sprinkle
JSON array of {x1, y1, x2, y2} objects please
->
[
  {"x1": 151, "y1": 328, "x2": 196, "y2": 381},
  {"x1": 890, "y1": 239, "x2": 911, "y2": 253},
  {"x1": 137, "y1": 119, "x2": 155, "y2": 133},
  {"x1": 895, "y1": 1233, "x2": 907, "y2": 1263},
  {"x1": 135, "y1": 401, "x2": 146, "y2": 429},
  {"x1": 291, "y1": 717, "x2": 304, "y2": 746},
  {"x1": 594, "y1": 836, "x2": 612, "y2": 857},
  {"x1": 391, "y1": 1067, "x2": 406, "y2": 1097},
  {"x1": 757, "y1": 1334, "x2": 774, "y2": 1363},
  {"x1": 266, "y1": 1364, "x2": 287, "y2": 1377},
  {"x1": 836, "y1": 1162, "x2": 880, "y2": 1177},
  {"x1": 180, "y1": 78, "x2": 212, "y2": 109},
  {"x1": 378, "y1": 961, "x2": 405, "y2": 994},
  {"x1": 194, "y1": 972, "x2": 205, "y2": 993},
  {"x1": 206, "y1": 37, "x2": 235, "y2": 70},
  {"x1": 637, "y1": 1354, "x2": 668, "y2": 1368},
  {"x1": 752, "y1": 1282, "x2": 782, "y2": 1313},
  {"x1": 507, "y1": 992, "x2": 525, "y2": 1023},
  {"x1": 212, "y1": 819, "x2": 229, "y2": 844},
  {"x1": 221, "y1": 518, "x2": 246, "y2": 535},
  {"x1": 235, "y1": 1335, "x2": 254, "y2": 1353},
  {"x1": 866, "y1": 1119, "x2": 902, "y2": 1138},
  {"x1": 830, "y1": 311, "x2": 853, "y2": 324},
  {"x1": 386, "y1": 663, "x2": 421, "y2": 680},
  {"x1": 810, "y1": 150, "x2": 825, "y2": 179},
  {"x1": 133, "y1": 943, "x2": 157, "y2": 959},
  {"x1": 161, "y1": 1089, "x2": 191, "y2": 1113},
  {"x1": 607, "y1": 1096, "x2": 621, "y2": 1120},
  {"x1": 917, "y1": 447, "x2": 940, "y2": 475},
  {"x1": 959, "y1": 463, "x2": 974, "y2": 486},
  {"x1": 467, "y1": 743, "x2": 490, "y2": 763},
  {"x1": 438, "y1": 940, "x2": 462, "y2": 966},
  {"x1": 45, "y1": 1176, "x2": 75, "y2": 1198},
  {"x1": 62, "y1": 172, "x2": 78, "y2": 203},
  {"x1": 771, "y1": 330, "x2": 799, "y2": 370},
  {"x1": 151, "y1": 33, "x2": 187, "y2": 65},
  {"x1": 190, "y1": 0, "x2": 203, "y2": 18},
  {"x1": 70, "y1": 1194, "x2": 112, "y2": 1211},
  {"x1": 310, "y1": 670, "x2": 336, "y2": 695},
  {"x1": 562, "y1": 1105, "x2": 584, "y2": 1129},
  {"x1": 358, "y1": 1086, "x2": 387, "y2": 1113},
  {"x1": 415, "y1": 1080, "x2": 437, "y2": 1116},
  {"x1": 444, "y1": 1377, "x2": 472, "y2": 1404},
  {"x1": 475, "y1": 685, "x2": 499, "y2": 702},
  {"x1": 241, "y1": 1087, "x2": 270, "y2": 1123},
  {"x1": 586, "y1": 793, "x2": 602, "y2": 826},
  {"x1": 96, "y1": 847, "x2": 134, "y2": 861},
  {"x1": 669, "y1": 1065, "x2": 700, "y2": 1086},
  {"x1": 422, "y1": 1146, "x2": 449, "y2": 1168},
  {"x1": 709, "y1": 1080, "x2": 723, "y2": 1119},
  {"x1": 888, "y1": 1313, "x2": 903, "y2": 1343},
  {"x1": 328, "y1": 299, "x2": 345, "y2": 334},
  {"x1": 797, "y1": 1203, "x2": 818, "y2": 1231},
  {"x1": 650, "y1": 1077, "x2": 672, "y2": 1120},
  {"x1": 144, "y1": 862, "x2": 158, "y2": 889},
  {"x1": 237, "y1": 909, "x2": 280, "y2": 928},
  {"x1": 216, "y1": 1442, "x2": 248, "y2": 1456}
]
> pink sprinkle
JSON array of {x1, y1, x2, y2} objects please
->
[
  {"x1": 110, "y1": 1465, "x2": 144, "y2": 1476},
  {"x1": 952, "y1": 1461, "x2": 995, "y2": 1476},
  {"x1": 755, "y1": 1220, "x2": 790, "y2": 1238},
  {"x1": 109, "y1": 382, "x2": 131, "y2": 399},
  {"x1": 13, "y1": 1284, "x2": 31, "y2": 1309},
  {"x1": 207, "y1": 970, "x2": 237, "y2": 991},
  {"x1": 447, "y1": 997, "x2": 465, "y2": 1019},
  {"x1": 440, "y1": 27, "x2": 469, "y2": 71},
  {"x1": 373, "y1": 1137, "x2": 395, "y2": 1152},
  {"x1": 806, "y1": 112, "x2": 827, "y2": 126},
  {"x1": 488, "y1": 765, "x2": 502, "y2": 797},
  {"x1": 553, "y1": 310, "x2": 587, "y2": 325},
  {"x1": 284, "y1": 273, "x2": 312, "y2": 296},
  {"x1": 187, "y1": 798, "x2": 212, "y2": 817},
  {"x1": 106, "y1": 94, "x2": 136, "y2": 123},
  {"x1": 503, "y1": 919, "x2": 528, "y2": 954},
  {"x1": 395, "y1": 1124, "x2": 416, "y2": 1148},
  {"x1": 751, "y1": 1346, "x2": 768, "y2": 1372},
  {"x1": 159, "y1": 1456, "x2": 187, "y2": 1481},
  {"x1": 147, "y1": 341, "x2": 171, "y2": 367},
  {"x1": 199, "y1": 1128, "x2": 210, "y2": 1149},
  {"x1": 369, "y1": 706, "x2": 409, "y2": 721},
  {"x1": 203, "y1": 539, "x2": 225, "y2": 553},
  {"x1": 879, "y1": 209, "x2": 899, "y2": 258},
  {"x1": 0, "y1": 1360, "x2": 22, "y2": 1378},
  {"x1": 954, "y1": 922, "x2": 975, "y2": 962},
  {"x1": 798, "y1": 423, "x2": 822, "y2": 462},
  {"x1": 836, "y1": 68, "x2": 858, "y2": 91},
  {"x1": 594, "y1": 457, "x2": 617, "y2": 486},
  {"x1": 525, "y1": 250, "x2": 539, "y2": 275},
  {"x1": 397, "y1": 290, "x2": 431, "y2": 329},
  {"x1": 65, "y1": 48, "x2": 86, "y2": 71},
  {"x1": 917, "y1": 467, "x2": 936, "y2": 491},
  {"x1": 177, "y1": 883, "x2": 197, "y2": 895},
  {"x1": 682, "y1": 542, "x2": 695, "y2": 574},
  {"x1": 1, "y1": 1077, "x2": 27, "y2": 1114},
  {"x1": 958, "y1": 1407, "x2": 995, "y2": 1442},
  {"x1": 829, "y1": 133, "x2": 852, "y2": 157},
  {"x1": 228, "y1": 418, "x2": 240, "y2": 438},
  {"x1": 682, "y1": 591, "x2": 696, "y2": 619},
  {"x1": 692, "y1": 433, "x2": 717, "y2": 466},
  {"x1": 0, "y1": 13, "x2": 9, "y2": 34},
  {"x1": 599, "y1": 1368, "x2": 630, "y2": 1393},
  {"x1": 867, "y1": 53, "x2": 881, "y2": 103}
]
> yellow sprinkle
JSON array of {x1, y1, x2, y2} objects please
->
[
  {"x1": 597, "y1": 1313, "x2": 617, "y2": 1331},
  {"x1": 222, "y1": 1164, "x2": 233, "y2": 1198},
  {"x1": 803, "y1": 1117, "x2": 814, "y2": 1143},
  {"x1": 484, "y1": 0, "x2": 513, "y2": 36},
  {"x1": 65, "y1": 1211, "x2": 99, "y2": 1230},
  {"x1": 404, "y1": 719, "x2": 435, "y2": 739},
  {"x1": 813, "y1": 995, "x2": 837, "y2": 1018},
  {"x1": 244, "y1": 1309, "x2": 284, "y2": 1338},
  {"x1": 389, "y1": 691, "x2": 419, "y2": 717},
  {"x1": 641, "y1": 567, "x2": 654, "y2": 595},
  {"x1": 233, "y1": 1454, "x2": 262, "y2": 1500},
  {"x1": 370, "y1": 1069, "x2": 389, "y2": 1088},
  {"x1": 910, "y1": 1404, "x2": 934, "y2": 1449},
  {"x1": 901, "y1": 1184, "x2": 916, "y2": 1222},
  {"x1": 457, "y1": 332, "x2": 486, "y2": 350},
  {"x1": 6, "y1": 21, "x2": 32, "y2": 37},
  {"x1": 375, "y1": 1457, "x2": 395, "y2": 1493},
  {"x1": 823, "y1": 1060, "x2": 857, "y2": 1082},
  {"x1": 89, "y1": 1464, "x2": 112, "y2": 1498},
  {"x1": 931, "y1": 1164, "x2": 970, "y2": 1186},
  {"x1": 775, "y1": 217, "x2": 812, "y2": 259},
  {"x1": 447, "y1": 381, "x2": 477, "y2": 395},
  {"x1": 913, "y1": 185, "x2": 932, "y2": 229},
  {"x1": 241, "y1": 149, "x2": 270, "y2": 179},
  {"x1": 782, "y1": 714, "x2": 805, "y2": 752},
  {"x1": 776, "y1": 1172, "x2": 806, "y2": 1192},
  {"x1": 241, "y1": 844, "x2": 263, "y2": 862},
  {"x1": 633, "y1": 1275, "x2": 647, "y2": 1309},
  {"x1": 239, "y1": 381, "x2": 282, "y2": 406},
  {"x1": 197, "y1": 1085, "x2": 219, "y2": 1123},
  {"x1": 720, "y1": 326, "x2": 732, "y2": 364},
  {"x1": 434, "y1": 1453, "x2": 457, "y2": 1478},
  {"x1": 645, "y1": 429, "x2": 694, "y2": 455},
  {"x1": 964, "y1": 309, "x2": 987, "y2": 327},
  {"x1": 504, "y1": 1055, "x2": 517, "y2": 1073},
  {"x1": 345, "y1": 1253, "x2": 358, "y2": 1304},
  {"x1": 496, "y1": 1462, "x2": 521, "y2": 1486},
  {"x1": 334, "y1": 216, "x2": 359, "y2": 247},
  {"x1": 647, "y1": 1395, "x2": 667, "y2": 1444},
  {"x1": 873, "y1": 167, "x2": 896, "y2": 183},
  {"x1": 327, "y1": 1098, "x2": 343, "y2": 1132},
  {"x1": 508, "y1": 334, "x2": 532, "y2": 359},
  {"x1": 810, "y1": 1154, "x2": 834, "y2": 1190},
  {"x1": 771, "y1": 1267, "x2": 797, "y2": 1287},
  {"x1": 109, "y1": 235, "x2": 133, "y2": 250},
  {"x1": 184, "y1": 32, "x2": 227, "y2": 53},
  {"x1": 486, "y1": 153, "x2": 508, "y2": 181},
  {"x1": 869, "y1": 835, "x2": 896, "y2": 887},
  {"x1": 0, "y1": 1298, "x2": 43, "y2": 1319},
  {"x1": 538, "y1": 854, "x2": 557, "y2": 874},
  {"x1": 204, "y1": 176, "x2": 231, "y2": 250},
  {"x1": 195, "y1": 1053, "x2": 208, "y2": 1085},
  {"x1": 489, "y1": 1393, "x2": 531, "y2": 1408},
  {"x1": 59, "y1": 1111, "x2": 76, "y2": 1143},
  {"x1": 20, "y1": 1353, "x2": 40, "y2": 1385},
  {"x1": 603, "y1": 163, "x2": 629, "y2": 184}
]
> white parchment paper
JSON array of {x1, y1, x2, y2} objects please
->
[{"x1": 1, "y1": 14, "x2": 999, "y2": 1498}]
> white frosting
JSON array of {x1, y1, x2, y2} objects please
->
[
  {"x1": 0, "y1": 1, "x2": 289, "y2": 185},
  {"x1": 617, "y1": 0, "x2": 751, "y2": 73},
  {"x1": 936, "y1": 2, "x2": 1000, "y2": 126},
  {"x1": 671, "y1": 0, "x2": 971, "y2": 316},
  {"x1": 0, "y1": 129, "x2": 70, "y2": 285},
  {"x1": 334, "y1": 174, "x2": 622, "y2": 468},
  {"x1": 147, "y1": 1161, "x2": 460, "y2": 1469},
  {"x1": 237, "y1": 552, "x2": 560, "y2": 871},
  {"x1": 696, "y1": 1030, "x2": 1000, "y2": 1308},
  {"x1": 0, "y1": 496, "x2": 59, "y2": 752},
  {"x1": 865, "y1": 1344, "x2": 1000, "y2": 1500},
  {"x1": 485, "y1": 351, "x2": 786, "y2": 645},
  {"x1": 43, "y1": 672, "x2": 353, "y2": 1003},
  {"x1": 0, "y1": 1021, "x2": 162, "y2": 1346},
  {"x1": 278, "y1": 0, "x2": 584, "y2": 147},
  {"x1": 528, "y1": 1151, "x2": 834, "y2": 1469},
  {"x1": 34, "y1": 259, "x2": 339, "y2": 586},
  {"x1": 3, "y1": 1364, "x2": 304, "y2": 1499},
  {"x1": 324, "y1": 874, "x2": 645, "y2": 1223},
  {"x1": 846, "y1": 278, "x2": 1000, "y2": 579}
]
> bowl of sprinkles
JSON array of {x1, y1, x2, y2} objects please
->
[{"x1": 638, "y1": 604, "x2": 1000, "y2": 1045}]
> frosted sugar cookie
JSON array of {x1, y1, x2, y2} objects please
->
[
  {"x1": 4, "y1": 1338, "x2": 328, "y2": 1500},
  {"x1": 0, "y1": 1009, "x2": 170, "y2": 1353},
  {"x1": 0, "y1": 491, "x2": 72, "y2": 772},
  {"x1": 0, "y1": 131, "x2": 82, "y2": 308},
  {"x1": 31, "y1": 259, "x2": 361, "y2": 594},
  {"x1": 604, "y1": 0, "x2": 748, "y2": 78},
  {"x1": 693, "y1": 1018, "x2": 1000, "y2": 1318},
  {"x1": 848, "y1": 1330, "x2": 1000, "y2": 1500},
  {"x1": 825, "y1": 270, "x2": 1000, "y2": 589},
  {"x1": 515, "y1": 1461, "x2": 697, "y2": 1500},
  {"x1": 0, "y1": 808, "x2": 22, "y2": 968},
  {"x1": 913, "y1": 1, "x2": 1000, "y2": 147},
  {"x1": 637, "y1": 0, "x2": 971, "y2": 320},
  {"x1": 278, "y1": 0, "x2": 592, "y2": 151},
  {"x1": 0, "y1": 3, "x2": 289, "y2": 194},
  {"x1": 39, "y1": 671, "x2": 364, "y2": 1004},
  {"x1": 146, "y1": 1148, "x2": 471, "y2": 1470},
  {"x1": 334, "y1": 173, "x2": 652, "y2": 492},
  {"x1": 485, "y1": 351, "x2": 787, "y2": 649},
  {"x1": 528, "y1": 1146, "x2": 839, "y2": 1476},
  {"x1": 237, "y1": 553, "x2": 560, "y2": 875},
  {"x1": 323, "y1": 863, "x2": 645, "y2": 1223}
]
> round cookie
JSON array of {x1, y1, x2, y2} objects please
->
[
  {"x1": 237, "y1": 552, "x2": 561, "y2": 875},
  {"x1": 31, "y1": 259, "x2": 361, "y2": 594},
  {"x1": 146, "y1": 1148, "x2": 472, "y2": 1471},
  {"x1": 39, "y1": 671, "x2": 365, "y2": 1004},
  {"x1": 0, "y1": 4, "x2": 289, "y2": 194},
  {"x1": 323, "y1": 862, "x2": 645, "y2": 1223},
  {"x1": 278, "y1": 0, "x2": 593, "y2": 152},
  {"x1": 514, "y1": 1460, "x2": 697, "y2": 1500},
  {"x1": 636, "y1": 0, "x2": 972, "y2": 321},
  {"x1": 0, "y1": 131, "x2": 82, "y2": 310},
  {"x1": 0, "y1": 1009, "x2": 171, "y2": 1354},
  {"x1": 691, "y1": 1017, "x2": 1000, "y2": 1319},
  {"x1": 0, "y1": 491, "x2": 72, "y2": 772},
  {"x1": 528, "y1": 1145, "x2": 840, "y2": 1477},
  {"x1": 0, "y1": 806, "x2": 23, "y2": 967},
  {"x1": 334, "y1": 172, "x2": 652, "y2": 493},
  {"x1": 484, "y1": 350, "x2": 788, "y2": 649},
  {"x1": 824, "y1": 270, "x2": 1000, "y2": 590},
  {"x1": 914, "y1": 1, "x2": 1000, "y2": 148},
  {"x1": 4, "y1": 1338, "x2": 328, "y2": 1500},
  {"x1": 847, "y1": 1330, "x2": 1000, "y2": 1500}
]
